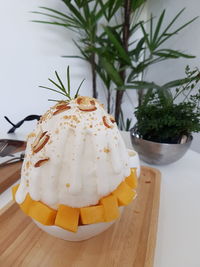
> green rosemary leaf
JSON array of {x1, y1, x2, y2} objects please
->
[
  {"x1": 48, "y1": 99, "x2": 62, "y2": 102},
  {"x1": 39, "y1": 86, "x2": 67, "y2": 96},
  {"x1": 48, "y1": 78, "x2": 64, "y2": 91},
  {"x1": 74, "y1": 79, "x2": 85, "y2": 98},
  {"x1": 55, "y1": 71, "x2": 66, "y2": 92}
]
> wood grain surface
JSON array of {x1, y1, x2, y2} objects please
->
[
  {"x1": 0, "y1": 161, "x2": 22, "y2": 194},
  {"x1": 0, "y1": 166, "x2": 161, "y2": 267}
]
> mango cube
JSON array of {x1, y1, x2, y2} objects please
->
[
  {"x1": 100, "y1": 195, "x2": 120, "y2": 222},
  {"x1": 20, "y1": 193, "x2": 35, "y2": 215},
  {"x1": 125, "y1": 168, "x2": 138, "y2": 189},
  {"x1": 12, "y1": 184, "x2": 19, "y2": 201},
  {"x1": 28, "y1": 201, "x2": 56, "y2": 225},
  {"x1": 55, "y1": 205, "x2": 79, "y2": 232},
  {"x1": 112, "y1": 181, "x2": 136, "y2": 206},
  {"x1": 80, "y1": 205, "x2": 104, "y2": 224}
]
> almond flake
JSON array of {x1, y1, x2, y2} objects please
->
[
  {"x1": 32, "y1": 133, "x2": 50, "y2": 153},
  {"x1": 53, "y1": 105, "x2": 71, "y2": 115},
  {"x1": 102, "y1": 116, "x2": 114, "y2": 128},
  {"x1": 77, "y1": 96, "x2": 97, "y2": 112},
  {"x1": 34, "y1": 157, "x2": 50, "y2": 168}
]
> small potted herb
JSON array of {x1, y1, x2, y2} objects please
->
[{"x1": 131, "y1": 66, "x2": 200, "y2": 165}]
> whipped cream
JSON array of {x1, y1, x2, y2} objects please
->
[{"x1": 16, "y1": 97, "x2": 131, "y2": 209}]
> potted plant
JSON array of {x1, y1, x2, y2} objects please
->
[
  {"x1": 130, "y1": 66, "x2": 200, "y2": 165},
  {"x1": 33, "y1": 2, "x2": 197, "y2": 129}
]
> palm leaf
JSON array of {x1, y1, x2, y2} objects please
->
[
  {"x1": 154, "y1": 49, "x2": 195, "y2": 59},
  {"x1": 104, "y1": 26, "x2": 131, "y2": 64},
  {"x1": 100, "y1": 57, "x2": 123, "y2": 87},
  {"x1": 152, "y1": 10, "x2": 165, "y2": 45}
]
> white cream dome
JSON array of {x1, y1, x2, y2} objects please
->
[{"x1": 16, "y1": 97, "x2": 131, "y2": 209}]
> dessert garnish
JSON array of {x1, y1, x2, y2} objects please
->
[
  {"x1": 53, "y1": 103, "x2": 71, "y2": 115},
  {"x1": 39, "y1": 66, "x2": 85, "y2": 103},
  {"x1": 34, "y1": 157, "x2": 50, "y2": 167},
  {"x1": 77, "y1": 96, "x2": 97, "y2": 112},
  {"x1": 102, "y1": 115, "x2": 115, "y2": 128},
  {"x1": 32, "y1": 131, "x2": 50, "y2": 153}
]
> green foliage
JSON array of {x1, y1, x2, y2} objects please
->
[
  {"x1": 134, "y1": 66, "x2": 200, "y2": 143},
  {"x1": 39, "y1": 66, "x2": 85, "y2": 102},
  {"x1": 33, "y1": 1, "x2": 197, "y2": 129}
]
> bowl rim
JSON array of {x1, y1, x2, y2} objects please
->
[{"x1": 130, "y1": 127, "x2": 193, "y2": 146}]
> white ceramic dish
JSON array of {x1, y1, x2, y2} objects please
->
[{"x1": 33, "y1": 214, "x2": 119, "y2": 242}]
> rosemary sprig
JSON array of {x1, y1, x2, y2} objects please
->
[{"x1": 39, "y1": 66, "x2": 85, "y2": 102}]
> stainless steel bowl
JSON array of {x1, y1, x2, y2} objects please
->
[{"x1": 130, "y1": 127, "x2": 193, "y2": 165}]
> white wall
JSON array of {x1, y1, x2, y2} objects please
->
[
  {"x1": 146, "y1": 0, "x2": 200, "y2": 152},
  {"x1": 1, "y1": 0, "x2": 199, "y2": 152},
  {"x1": 0, "y1": 0, "x2": 93, "y2": 138},
  {"x1": 0, "y1": 0, "x2": 139, "y2": 138}
]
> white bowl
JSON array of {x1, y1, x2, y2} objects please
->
[
  {"x1": 33, "y1": 218, "x2": 116, "y2": 241},
  {"x1": 33, "y1": 207, "x2": 124, "y2": 241}
]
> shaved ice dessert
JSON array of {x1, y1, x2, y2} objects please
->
[{"x1": 12, "y1": 96, "x2": 140, "y2": 241}]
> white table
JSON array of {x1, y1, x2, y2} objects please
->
[{"x1": 1, "y1": 131, "x2": 200, "y2": 267}]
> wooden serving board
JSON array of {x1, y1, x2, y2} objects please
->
[
  {"x1": 0, "y1": 161, "x2": 22, "y2": 194},
  {"x1": 0, "y1": 166, "x2": 161, "y2": 267}
]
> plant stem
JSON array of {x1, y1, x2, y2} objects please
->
[
  {"x1": 90, "y1": 52, "x2": 97, "y2": 98},
  {"x1": 107, "y1": 88, "x2": 111, "y2": 113},
  {"x1": 115, "y1": 0, "x2": 131, "y2": 124}
]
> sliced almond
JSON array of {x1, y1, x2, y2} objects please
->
[
  {"x1": 39, "y1": 110, "x2": 52, "y2": 123},
  {"x1": 110, "y1": 116, "x2": 115, "y2": 123},
  {"x1": 79, "y1": 105, "x2": 97, "y2": 112},
  {"x1": 76, "y1": 97, "x2": 83, "y2": 105},
  {"x1": 32, "y1": 133, "x2": 50, "y2": 153},
  {"x1": 77, "y1": 96, "x2": 97, "y2": 112},
  {"x1": 55, "y1": 103, "x2": 69, "y2": 109},
  {"x1": 34, "y1": 157, "x2": 49, "y2": 168},
  {"x1": 102, "y1": 116, "x2": 115, "y2": 128},
  {"x1": 32, "y1": 131, "x2": 46, "y2": 149},
  {"x1": 53, "y1": 104, "x2": 71, "y2": 115}
]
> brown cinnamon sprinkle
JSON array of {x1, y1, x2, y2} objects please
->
[{"x1": 104, "y1": 147, "x2": 110, "y2": 153}]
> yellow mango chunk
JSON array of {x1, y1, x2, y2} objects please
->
[
  {"x1": 20, "y1": 194, "x2": 35, "y2": 215},
  {"x1": 12, "y1": 184, "x2": 19, "y2": 201},
  {"x1": 80, "y1": 205, "x2": 104, "y2": 225},
  {"x1": 112, "y1": 182, "x2": 136, "y2": 206},
  {"x1": 55, "y1": 205, "x2": 79, "y2": 233},
  {"x1": 100, "y1": 195, "x2": 120, "y2": 222},
  {"x1": 125, "y1": 168, "x2": 138, "y2": 189},
  {"x1": 28, "y1": 201, "x2": 56, "y2": 225}
]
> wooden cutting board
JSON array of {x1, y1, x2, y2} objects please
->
[
  {"x1": 0, "y1": 161, "x2": 22, "y2": 194},
  {"x1": 0, "y1": 166, "x2": 161, "y2": 267}
]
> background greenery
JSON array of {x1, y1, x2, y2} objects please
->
[
  {"x1": 134, "y1": 66, "x2": 200, "y2": 143},
  {"x1": 33, "y1": 0, "x2": 197, "y2": 130}
]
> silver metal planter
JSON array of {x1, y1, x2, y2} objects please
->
[{"x1": 130, "y1": 127, "x2": 193, "y2": 165}]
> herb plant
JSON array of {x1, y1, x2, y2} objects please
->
[
  {"x1": 134, "y1": 66, "x2": 200, "y2": 143},
  {"x1": 40, "y1": 66, "x2": 84, "y2": 102}
]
